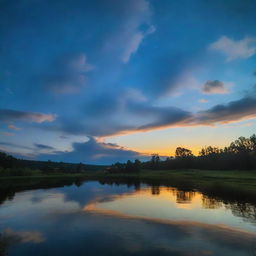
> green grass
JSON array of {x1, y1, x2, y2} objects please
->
[
  {"x1": 1, "y1": 169, "x2": 256, "y2": 193},
  {"x1": 104, "y1": 169, "x2": 256, "y2": 179},
  {"x1": 1, "y1": 169, "x2": 256, "y2": 181},
  {"x1": 0, "y1": 172, "x2": 102, "y2": 180},
  {"x1": 101, "y1": 169, "x2": 256, "y2": 194}
]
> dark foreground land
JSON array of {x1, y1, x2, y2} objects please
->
[{"x1": 1, "y1": 169, "x2": 256, "y2": 188}]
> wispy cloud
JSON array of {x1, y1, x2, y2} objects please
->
[
  {"x1": 8, "y1": 124, "x2": 21, "y2": 130},
  {"x1": 103, "y1": 0, "x2": 155, "y2": 64},
  {"x1": 0, "y1": 109, "x2": 56, "y2": 123},
  {"x1": 44, "y1": 53, "x2": 93, "y2": 94},
  {"x1": 34, "y1": 143, "x2": 55, "y2": 150},
  {"x1": 0, "y1": 132, "x2": 15, "y2": 136},
  {"x1": 122, "y1": 25, "x2": 155, "y2": 63},
  {"x1": 209, "y1": 36, "x2": 256, "y2": 61},
  {"x1": 198, "y1": 99, "x2": 208, "y2": 103},
  {"x1": 0, "y1": 142, "x2": 56, "y2": 157},
  {"x1": 2, "y1": 228, "x2": 45, "y2": 244},
  {"x1": 0, "y1": 142, "x2": 34, "y2": 151}
]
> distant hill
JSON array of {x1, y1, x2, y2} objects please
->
[{"x1": 0, "y1": 151, "x2": 107, "y2": 176}]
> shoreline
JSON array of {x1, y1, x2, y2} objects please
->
[{"x1": 1, "y1": 169, "x2": 256, "y2": 192}]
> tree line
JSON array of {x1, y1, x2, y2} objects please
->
[
  {"x1": 109, "y1": 134, "x2": 256, "y2": 172},
  {"x1": 1, "y1": 134, "x2": 256, "y2": 176},
  {"x1": 0, "y1": 152, "x2": 104, "y2": 176}
]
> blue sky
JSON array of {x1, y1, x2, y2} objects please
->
[{"x1": 0, "y1": 0, "x2": 256, "y2": 164}]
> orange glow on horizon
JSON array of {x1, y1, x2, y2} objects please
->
[{"x1": 135, "y1": 146, "x2": 202, "y2": 157}]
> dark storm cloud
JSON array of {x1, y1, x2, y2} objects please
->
[
  {"x1": 0, "y1": 109, "x2": 56, "y2": 123},
  {"x1": 39, "y1": 137, "x2": 146, "y2": 164}
]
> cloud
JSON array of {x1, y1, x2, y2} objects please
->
[
  {"x1": 2, "y1": 0, "x2": 256, "y2": 164},
  {"x1": 2, "y1": 228, "x2": 45, "y2": 244},
  {"x1": 103, "y1": 0, "x2": 155, "y2": 64},
  {"x1": 124, "y1": 95, "x2": 256, "y2": 132},
  {"x1": 42, "y1": 85, "x2": 256, "y2": 140},
  {"x1": 60, "y1": 135, "x2": 68, "y2": 139},
  {"x1": 45, "y1": 90, "x2": 192, "y2": 137},
  {"x1": 0, "y1": 142, "x2": 34, "y2": 151},
  {"x1": 34, "y1": 143, "x2": 55, "y2": 150},
  {"x1": 5, "y1": 92, "x2": 256, "y2": 163},
  {"x1": 140, "y1": 52, "x2": 199, "y2": 97},
  {"x1": 209, "y1": 36, "x2": 256, "y2": 61},
  {"x1": 8, "y1": 124, "x2": 21, "y2": 130},
  {"x1": 194, "y1": 96, "x2": 256, "y2": 125},
  {"x1": 44, "y1": 53, "x2": 93, "y2": 94},
  {"x1": 198, "y1": 99, "x2": 208, "y2": 103},
  {"x1": 0, "y1": 109, "x2": 56, "y2": 123},
  {"x1": 39, "y1": 137, "x2": 146, "y2": 164},
  {"x1": 122, "y1": 25, "x2": 155, "y2": 63},
  {"x1": 0, "y1": 142, "x2": 55, "y2": 154},
  {"x1": 202, "y1": 80, "x2": 229, "y2": 94},
  {"x1": 0, "y1": 132, "x2": 14, "y2": 136},
  {"x1": 128, "y1": 103, "x2": 192, "y2": 133}
]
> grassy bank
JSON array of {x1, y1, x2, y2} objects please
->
[
  {"x1": 105, "y1": 169, "x2": 256, "y2": 193},
  {"x1": 102, "y1": 170, "x2": 256, "y2": 205},
  {"x1": 1, "y1": 169, "x2": 256, "y2": 207},
  {"x1": 1, "y1": 169, "x2": 256, "y2": 191}
]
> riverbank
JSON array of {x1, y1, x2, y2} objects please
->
[
  {"x1": 1, "y1": 169, "x2": 256, "y2": 192},
  {"x1": 1, "y1": 169, "x2": 256, "y2": 210}
]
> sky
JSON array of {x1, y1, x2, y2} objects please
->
[{"x1": 0, "y1": 0, "x2": 256, "y2": 164}]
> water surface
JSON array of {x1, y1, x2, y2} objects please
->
[{"x1": 0, "y1": 180, "x2": 256, "y2": 256}]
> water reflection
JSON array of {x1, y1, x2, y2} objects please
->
[
  {"x1": 84, "y1": 186, "x2": 256, "y2": 233},
  {"x1": 202, "y1": 196, "x2": 222, "y2": 209},
  {"x1": 0, "y1": 180, "x2": 256, "y2": 256},
  {"x1": 176, "y1": 190, "x2": 195, "y2": 204}
]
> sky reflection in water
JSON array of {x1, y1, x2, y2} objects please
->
[
  {"x1": 85, "y1": 186, "x2": 256, "y2": 233},
  {"x1": 0, "y1": 181, "x2": 256, "y2": 256}
]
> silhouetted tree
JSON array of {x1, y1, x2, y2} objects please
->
[
  {"x1": 175, "y1": 147, "x2": 193, "y2": 158},
  {"x1": 134, "y1": 159, "x2": 141, "y2": 172},
  {"x1": 76, "y1": 163, "x2": 84, "y2": 173},
  {"x1": 139, "y1": 134, "x2": 256, "y2": 171},
  {"x1": 149, "y1": 154, "x2": 160, "y2": 169},
  {"x1": 125, "y1": 160, "x2": 133, "y2": 172}
]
